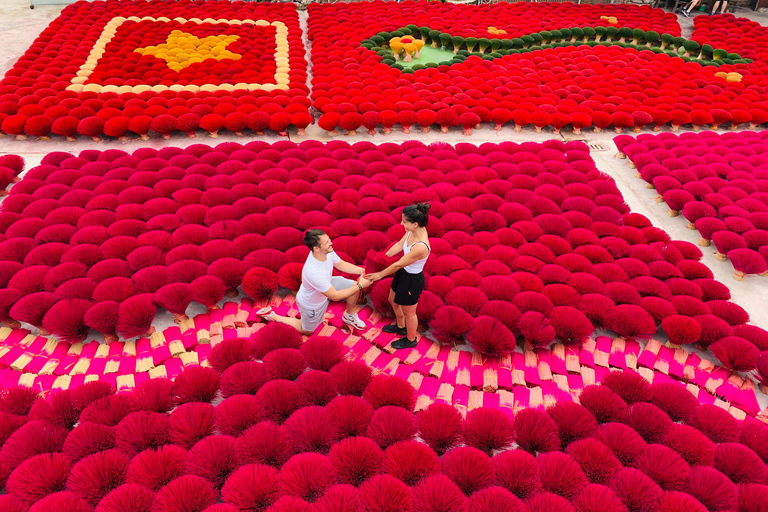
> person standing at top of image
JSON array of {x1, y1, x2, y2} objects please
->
[
  {"x1": 257, "y1": 229, "x2": 373, "y2": 335},
  {"x1": 365, "y1": 203, "x2": 431, "y2": 350}
]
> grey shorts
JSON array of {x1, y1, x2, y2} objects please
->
[{"x1": 299, "y1": 276, "x2": 356, "y2": 333}]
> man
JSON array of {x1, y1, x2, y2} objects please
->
[{"x1": 257, "y1": 229, "x2": 372, "y2": 335}]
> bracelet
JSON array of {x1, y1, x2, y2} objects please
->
[{"x1": 357, "y1": 283, "x2": 363, "y2": 292}]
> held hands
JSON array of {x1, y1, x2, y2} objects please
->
[
  {"x1": 358, "y1": 276, "x2": 373, "y2": 289},
  {"x1": 365, "y1": 272, "x2": 384, "y2": 282}
]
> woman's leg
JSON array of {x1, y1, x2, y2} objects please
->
[
  {"x1": 400, "y1": 304, "x2": 419, "y2": 342},
  {"x1": 388, "y1": 288, "x2": 405, "y2": 328}
]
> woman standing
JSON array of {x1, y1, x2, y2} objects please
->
[{"x1": 366, "y1": 203, "x2": 431, "y2": 349}]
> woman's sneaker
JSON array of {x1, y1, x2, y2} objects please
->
[
  {"x1": 682, "y1": 8, "x2": 690, "y2": 16},
  {"x1": 382, "y1": 324, "x2": 407, "y2": 336},
  {"x1": 391, "y1": 337, "x2": 418, "y2": 350}
]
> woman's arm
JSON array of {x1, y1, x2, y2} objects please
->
[
  {"x1": 367, "y1": 244, "x2": 428, "y2": 281},
  {"x1": 385, "y1": 234, "x2": 407, "y2": 258}
]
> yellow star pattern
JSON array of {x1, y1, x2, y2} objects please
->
[{"x1": 134, "y1": 30, "x2": 241, "y2": 72}]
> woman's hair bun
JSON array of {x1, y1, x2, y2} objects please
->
[{"x1": 416, "y1": 202, "x2": 431, "y2": 213}]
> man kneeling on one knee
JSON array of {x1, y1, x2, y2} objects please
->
[{"x1": 257, "y1": 229, "x2": 373, "y2": 336}]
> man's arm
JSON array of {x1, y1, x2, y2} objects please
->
[
  {"x1": 334, "y1": 260, "x2": 365, "y2": 275},
  {"x1": 322, "y1": 277, "x2": 372, "y2": 302}
]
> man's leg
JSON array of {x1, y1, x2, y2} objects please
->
[
  {"x1": 266, "y1": 314, "x2": 314, "y2": 336},
  {"x1": 331, "y1": 276, "x2": 360, "y2": 316},
  {"x1": 345, "y1": 289, "x2": 359, "y2": 315}
]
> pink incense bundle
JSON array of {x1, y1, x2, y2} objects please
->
[
  {"x1": 116, "y1": 294, "x2": 156, "y2": 339},
  {"x1": 154, "y1": 283, "x2": 193, "y2": 323},
  {"x1": 728, "y1": 248, "x2": 767, "y2": 280}
]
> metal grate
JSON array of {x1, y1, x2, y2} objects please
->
[{"x1": 588, "y1": 142, "x2": 608, "y2": 151}]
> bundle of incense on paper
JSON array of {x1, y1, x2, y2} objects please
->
[
  {"x1": 452, "y1": 384, "x2": 470, "y2": 418},
  {"x1": 435, "y1": 382, "x2": 455, "y2": 406},
  {"x1": 536, "y1": 348, "x2": 552, "y2": 382},
  {"x1": 470, "y1": 352, "x2": 484, "y2": 390},
  {"x1": 104, "y1": 341, "x2": 125, "y2": 373},
  {"x1": 579, "y1": 338, "x2": 596, "y2": 368},
  {"x1": 497, "y1": 354, "x2": 512, "y2": 390},
  {"x1": 512, "y1": 352, "x2": 526, "y2": 387},
  {"x1": 636, "y1": 338, "x2": 662, "y2": 368},
  {"x1": 427, "y1": 345, "x2": 452, "y2": 380},
  {"x1": 53, "y1": 342, "x2": 83, "y2": 376},
  {"x1": 208, "y1": 307, "x2": 224, "y2": 345},
  {"x1": 234, "y1": 298, "x2": 253, "y2": 328},
  {"x1": 70, "y1": 341, "x2": 99, "y2": 375},
  {"x1": 523, "y1": 349, "x2": 540, "y2": 386},
  {"x1": 482, "y1": 357, "x2": 498, "y2": 393},
  {"x1": 594, "y1": 336, "x2": 611, "y2": 367},
  {"x1": 550, "y1": 344, "x2": 567, "y2": 375},
  {"x1": 221, "y1": 301, "x2": 239, "y2": 330},
  {"x1": 116, "y1": 341, "x2": 136, "y2": 376},
  {"x1": 654, "y1": 345, "x2": 674, "y2": 375},
  {"x1": 194, "y1": 313, "x2": 211, "y2": 344}
]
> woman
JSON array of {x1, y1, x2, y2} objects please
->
[{"x1": 366, "y1": 203, "x2": 431, "y2": 350}]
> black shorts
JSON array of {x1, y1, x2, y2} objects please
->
[{"x1": 391, "y1": 268, "x2": 425, "y2": 306}]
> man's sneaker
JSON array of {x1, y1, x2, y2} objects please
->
[
  {"x1": 382, "y1": 324, "x2": 407, "y2": 336},
  {"x1": 391, "y1": 337, "x2": 418, "y2": 350},
  {"x1": 256, "y1": 306, "x2": 275, "y2": 321},
  {"x1": 343, "y1": 312, "x2": 366, "y2": 331}
]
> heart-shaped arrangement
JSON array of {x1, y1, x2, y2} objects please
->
[
  {"x1": 0, "y1": 0, "x2": 311, "y2": 141},
  {"x1": 309, "y1": 1, "x2": 768, "y2": 135}
]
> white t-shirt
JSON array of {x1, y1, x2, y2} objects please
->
[{"x1": 296, "y1": 251, "x2": 341, "y2": 309}]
